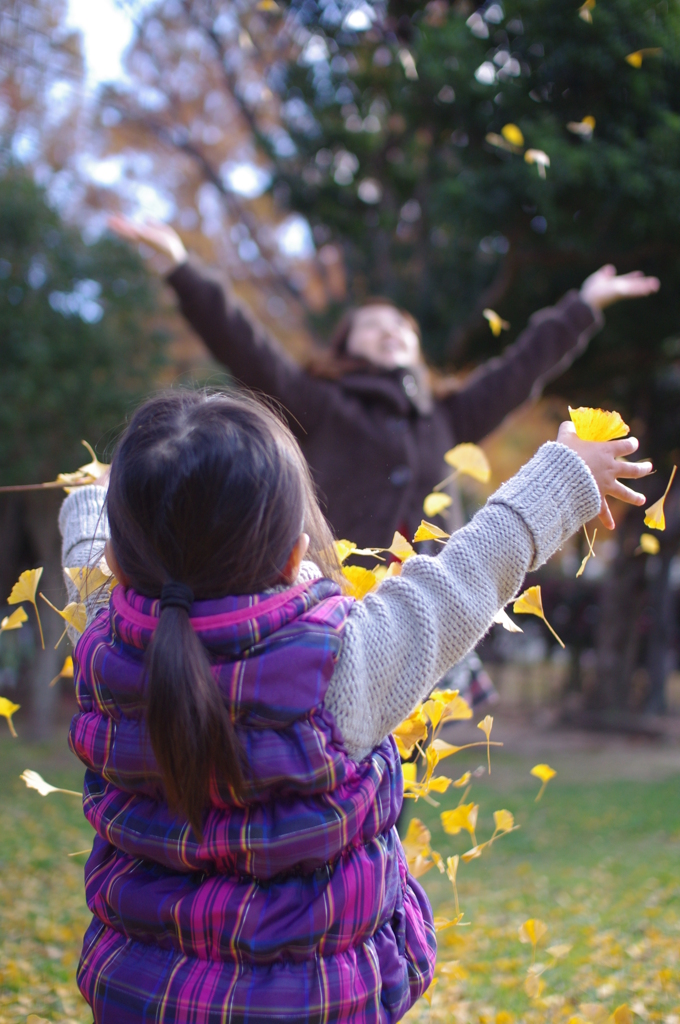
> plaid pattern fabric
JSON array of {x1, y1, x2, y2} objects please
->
[{"x1": 70, "y1": 580, "x2": 436, "y2": 1023}]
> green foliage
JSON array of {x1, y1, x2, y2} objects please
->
[
  {"x1": 0, "y1": 172, "x2": 165, "y2": 485},
  {"x1": 279, "y1": 0, "x2": 680, "y2": 452}
]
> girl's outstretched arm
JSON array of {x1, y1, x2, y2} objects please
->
[{"x1": 326, "y1": 436, "x2": 648, "y2": 762}]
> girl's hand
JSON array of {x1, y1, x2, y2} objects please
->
[
  {"x1": 108, "y1": 215, "x2": 188, "y2": 267},
  {"x1": 580, "y1": 264, "x2": 660, "y2": 311},
  {"x1": 557, "y1": 421, "x2": 653, "y2": 530}
]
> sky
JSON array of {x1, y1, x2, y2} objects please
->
[{"x1": 66, "y1": 0, "x2": 136, "y2": 85}]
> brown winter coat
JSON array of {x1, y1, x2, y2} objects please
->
[{"x1": 167, "y1": 262, "x2": 600, "y2": 548}]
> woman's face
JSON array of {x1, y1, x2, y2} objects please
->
[{"x1": 345, "y1": 304, "x2": 421, "y2": 370}]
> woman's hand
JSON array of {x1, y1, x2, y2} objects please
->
[
  {"x1": 108, "y1": 215, "x2": 188, "y2": 267},
  {"x1": 557, "y1": 421, "x2": 653, "y2": 530},
  {"x1": 580, "y1": 264, "x2": 660, "y2": 311}
]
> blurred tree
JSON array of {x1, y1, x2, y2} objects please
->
[{"x1": 0, "y1": 171, "x2": 164, "y2": 733}]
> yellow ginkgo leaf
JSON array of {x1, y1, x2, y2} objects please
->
[
  {"x1": 428, "y1": 775, "x2": 453, "y2": 794},
  {"x1": 524, "y1": 973, "x2": 545, "y2": 998},
  {"x1": 423, "y1": 489, "x2": 453, "y2": 517},
  {"x1": 524, "y1": 149, "x2": 550, "y2": 178},
  {"x1": 444, "y1": 443, "x2": 491, "y2": 483},
  {"x1": 434, "y1": 915, "x2": 464, "y2": 932},
  {"x1": 625, "y1": 48, "x2": 662, "y2": 68},
  {"x1": 576, "y1": 524, "x2": 597, "y2": 578},
  {"x1": 49, "y1": 654, "x2": 74, "y2": 688},
  {"x1": 422, "y1": 698, "x2": 446, "y2": 729},
  {"x1": 453, "y1": 771, "x2": 471, "y2": 788},
  {"x1": 461, "y1": 844, "x2": 484, "y2": 862},
  {"x1": 20, "y1": 769, "x2": 81, "y2": 797},
  {"x1": 402, "y1": 817, "x2": 431, "y2": 860},
  {"x1": 441, "y1": 803, "x2": 478, "y2": 843},
  {"x1": 513, "y1": 585, "x2": 564, "y2": 648},
  {"x1": 644, "y1": 465, "x2": 677, "y2": 531},
  {"x1": 485, "y1": 132, "x2": 523, "y2": 155},
  {"x1": 493, "y1": 809, "x2": 515, "y2": 833},
  {"x1": 519, "y1": 918, "x2": 548, "y2": 946},
  {"x1": 387, "y1": 532, "x2": 416, "y2": 562},
  {"x1": 65, "y1": 565, "x2": 114, "y2": 601},
  {"x1": 0, "y1": 696, "x2": 20, "y2": 737},
  {"x1": 8, "y1": 567, "x2": 45, "y2": 649},
  {"x1": 414, "y1": 518, "x2": 450, "y2": 543},
  {"x1": 567, "y1": 116, "x2": 596, "y2": 138},
  {"x1": 393, "y1": 708, "x2": 428, "y2": 758},
  {"x1": 531, "y1": 762, "x2": 557, "y2": 801},
  {"x1": 441, "y1": 694, "x2": 473, "y2": 722},
  {"x1": 256, "y1": 0, "x2": 280, "y2": 10},
  {"x1": 493, "y1": 607, "x2": 523, "y2": 633},
  {"x1": 483, "y1": 308, "x2": 510, "y2": 337},
  {"x1": 0, "y1": 606, "x2": 28, "y2": 632},
  {"x1": 547, "y1": 943, "x2": 573, "y2": 959},
  {"x1": 610, "y1": 1006, "x2": 634, "y2": 1024},
  {"x1": 569, "y1": 405, "x2": 630, "y2": 441},
  {"x1": 430, "y1": 738, "x2": 461, "y2": 760},
  {"x1": 39, "y1": 594, "x2": 87, "y2": 636},
  {"x1": 477, "y1": 714, "x2": 494, "y2": 772},
  {"x1": 341, "y1": 564, "x2": 379, "y2": 600},
  {"x1": 502, "y1": 123, "x2": 524, "y2": 148},
  {"x1": 373, "y1": 561, "x2": 402, "y2": 584},
  {"x1": 638, "y1": 533, "x2": 660, "y2": 556},
  {"x1": 578, "y1": 0, "x2": 595, "y2": 21},
  {"x1": 57, "y1": 440, "x2": 109, "y2": 489}
]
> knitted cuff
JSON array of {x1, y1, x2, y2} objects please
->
[
  {"x1": 58, "y1": 486, "x2": 110, "y2": 566},
  {"x1": 488, "y1": 442, "x2": 601, "y2": 570}
]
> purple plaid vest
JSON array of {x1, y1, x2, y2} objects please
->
[{"x1": 69, "y1": 579, "x2": 435, "y2": 1023}]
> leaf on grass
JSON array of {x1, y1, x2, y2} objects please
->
[
  {"x1": 387, "y1": 532, "x2": 416, "y2": 562},
  {"x1": 568, "y1": 405, "x2": 630, "y2": 441},
  {"x1": 423, "y1": 492, "x2": 453, "y2": 519},
  {"x1": 49, "y1": 655, "x2": 74, "y2": 687},
  {"x1": 20, "y1": 769, "x2": 81, "y2": 797},
  {"x1": 444, "y1": 443, "x2": 491, "y2": 483},
  {"x1": 8, "y1": 567, "x2": 45, "y2": 648},
  {"x1": 531, "y1": 762, "x2": 556, "y2": 801},
  {"x1": 493, "y1": 607, "x2": 523, "y2": 633},
  {"x1": 637, "y1": 533, "x2": 660, "y2": 556},
  {"x1": 524, "y1": 149, "x2": 550, "y2": 178},
  {"x1": 644, "y1": 465, "x2": 677, "y2": 531},
  {"x1": 441, "y1": 803, "x2": 478, "y2": 842},
  {"x1": 625, "y1": 48, "x2": 662, "y2": 68},
  {"x1": 567, "y1": 116, "x2": 596, "y2": 137},
  {"x1": 576, "y1": 525, "x2": 598, "y2": 578},
  {"x1": 513, "y1": 585, "x2": 564, "y2": 648},
  {"x1": 547, "y1": 943, "x2": 572, "y2": 959},
  {"x1": 0, "y1": 696, "x2": 20, "y2": 737},
  {"x1": 610, "y1": 1006, "x2": 634, "y2": 1024},
  {"x1": 519, "y1": 918, "x2": 548, "y2": 946},
  {"x1": 0, "y1": 606, "x2": 28, "y2": 632},
  {"x1": 414, "y1": 518, "x2": 450, "y2": 542},
  {"x1": 483, "y1": 308, "x2": 510, "y2": 337}
]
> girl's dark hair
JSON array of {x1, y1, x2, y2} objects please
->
[
  {"x1": 307, "y1": 297, "x2": 422, "y2": 379},
  {"x1": 106, "y1": 389, "x2": 339, "y2": 836}
]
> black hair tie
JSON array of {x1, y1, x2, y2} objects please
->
[{"x1": 160, "y1": 581, "x2": 194, "y2": 614}]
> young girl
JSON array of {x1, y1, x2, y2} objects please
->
[{"x1": 60, "y1": 389, "x2": 650, "y2": 1023}]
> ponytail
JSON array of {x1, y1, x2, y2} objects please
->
[{"x1": 146, "y1": 596, "x2": 243, "y2": 839}]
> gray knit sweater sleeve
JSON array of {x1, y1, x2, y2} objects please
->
[
  {"x1": 58, "y1": 485, "x2": 110, "y2": 643},
  {"x1": 325, "y1": 442, "x2": 601, "y2": 761}
]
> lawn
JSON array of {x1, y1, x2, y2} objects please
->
[{"x1": 0, "y1": 734, "x2": 679, "y2": 1023}]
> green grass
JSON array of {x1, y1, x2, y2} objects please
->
[{"x1": 1, "y1": 737, "x2": 680, "y2": 1023}]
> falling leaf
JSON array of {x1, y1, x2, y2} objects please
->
[
  {"x1": 441, "y1": 694, "x2": 473, "y2": 722},
  {"x1": 434, "y1": 915, "x2": 465, "y2": 932},
  {"x1": 519, "y1": 918, "x2": 548, "y2": 946},
  {"x1": 477, "y1": 714, "x2": 494, "y2": 772},
  {"x1": 438, "y1": 960, "x2": 467, "y2": 980},
  {"x1": 0, "y1": 696, "x2": 20, "y2": 737},
  {"x1": 568, "y1": 405, "x2": 630, "y2": 441},
  {"x1": 57, "y1": 439, "x2": 109, "y2": 490},
  {"x1": 387, "y1": 531, "x2": 416, "y2": 562},
  {"x1": 502, "y1": 123, "x2": 525, "y2": 147},
  {"x1": 493, "y1": 607, "x2": 523, "y2": 633},
  {"x1": 637, "y1": 533, "x2": 660, "y2": 555},
  {"x1": 441, "y1": 803, "x2": 478, "y2": 844},
  {"x1": 493, "y1": 809, "x2": 515, "y2": 832},
  {"x1": 20, "y1": 769, "x2": 81, "y2": 797},
  {"x1": 444, "y1": 443, "x2": 492, "y2": 483},
  {"x1": 485, "y1": 132, "x2": 523, "y2": 155},
  {"x1": 393, "y1": 708, "x2": 428, "y2": 758},
  {"x1": 49, "y1": 655, "x2": 74, "y2": 688},
  {"x1": 7, "y1": 567, "x2": 45, "y2": 648},
  {"x1": 402, "y1": 817, "x2": 436, "y2": 876},
  {"x1": 335, "y1": 540, "x2": 384, "y2": 564},
  {"x1": 625, "y1": 48, "x2": 662, "y2": 68},
  {"x1": 578, "y1": 0, "x2": 595, "y2": 21},
  {"x1": 428, "y1": 775, "x2": 453, "y2": 794},
  {"x1": 483, "y1": 308, "x2": 510, "y2": 337},
  {"x1": 414, "y1": 518, "x2": 451, "y2": 542},
  {"x1": 567, "y1": 116, "x2": 596, "y2": 138},
  {"x1": 39, "y1": 594, "x2": 87, "y2": 640},
  {"x1": 462, "y1": 844, "x2": 484, "y2": 862},
  {"x1": 65, "y1": 565, "x2": 114, "y2": 601},
  {"x1": 576, "y1": 524, "x2": 598, "y2": 578},
  {"x1": 524, "y1": 149, "x2": 551, "y2": 178},
  {"x1": 423, "y1": 492, "x2": 453, "y2": 518},
  {"x1": 430, "y1": 738, "x2": 461, "y2": 759},
  {"x1": 453, "y1": 771, "x2": 471, "y2": 788},
  {"x1": 373, "y1": 561, "x2": 402, "y2": 584},
  {"x1": 513, "y1": 585, "x2": 564, "y2": 648},
  {"x1": 341, "y1": 564, "x2": 379, "y2": 599},
  {"x1": 548, "y1": 943, "x2": 573, "y2": 959},
  {"x1": 0, "y1": 606, "x2": 28, "y2": 632},
  {"x1": 422, "y1": 698, "x2": 446, "y2": 729},
  {"x1": 256, "y1": 0, "x2": 280, "y2": 10},
  {"x1": 644, "y1": 465, "x2": 677, "y2": 531},
  {"x1": 531, "y1": 762, "x2": 557, "y2": 801}
]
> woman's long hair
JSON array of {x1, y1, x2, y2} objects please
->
[{"x1": 106, "y1": 390, "x2": 339, "y2": 836}]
